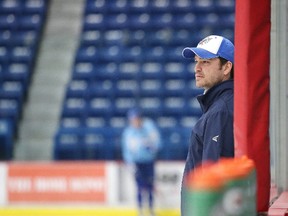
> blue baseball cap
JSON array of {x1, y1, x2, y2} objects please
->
[
  {"x1": 127, "y1": 108, "x2": 141, "y2": 120},
  {"x1": 182, "y1": 35, "x2": 234, "y2": 64}
]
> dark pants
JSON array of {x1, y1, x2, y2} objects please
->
[{"x1": 135, "y1": 162, "x2": 155, "y2": 209}]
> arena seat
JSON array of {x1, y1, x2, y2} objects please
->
[
  {"x1": 53, "y1": 129, "x2": 84, "y2": 160},
  {"x1": 0, "y1": 119, "x2": 13, "y2": 160},
  {"x1": 0, "y1": 0, "x2": 49, "y2": 160}
]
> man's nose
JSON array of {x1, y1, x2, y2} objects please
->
[{"x1": 194, "y1": 63, "x2": 201, "y2": 72}]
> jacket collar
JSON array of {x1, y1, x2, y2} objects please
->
[{"x1": 197, "y1": 80, "x2": 234, "y2": 113}]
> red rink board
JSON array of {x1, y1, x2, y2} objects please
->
[{"x1": 234, "y1": 0, "x2": 271, "y2": 212}]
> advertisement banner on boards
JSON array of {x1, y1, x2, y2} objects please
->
[{"x1": 5, "y1": 162, "x2": 118, "y2": 204}]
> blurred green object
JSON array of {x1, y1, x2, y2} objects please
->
[{"x1": 183, "y1": 156, "x2": 257, "y2": 216}]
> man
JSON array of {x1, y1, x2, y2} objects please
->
[
  {"x1": 122, "y1": 108, "x2": 161, "y2": 216},
  {"x1": 181, "y1": 35, "x2": 234, "y2": 214}
]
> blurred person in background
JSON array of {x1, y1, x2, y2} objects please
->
[
  {"x1": 122, "y1": 108, "x2": 161, "y2": 216},
  {"x1": 181, "y1": 35, "x2": 235, "y2": 215}
]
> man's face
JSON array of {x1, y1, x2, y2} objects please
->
[
  {"x1": 194, "y1": 56, "x2": 230, "y2": 91},
  {"x1": 130, "y1": 116, "x2": 142, "y2": 128}
]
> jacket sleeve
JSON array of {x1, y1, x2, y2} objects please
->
[
  {"x1": 144, "y1": 119, "x2": 162, "y2": 152},
  {"x1": 202, "y1": 111, "x2": 234, "y2": 162},
  {"x1": 121, "y1": 129, "x2": 134, "y2": 164}
]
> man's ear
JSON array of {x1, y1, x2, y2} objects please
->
[{"x1": 223, "y1": 61, "x2": 233, "y2": 76}]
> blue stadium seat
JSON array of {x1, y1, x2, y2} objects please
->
[
  {"x1": 149, "y1": 0, "x2": 171, "y2": 13},
  {"x1": 61, "y1": 96, "x2": 87, "y2": 119},
  {"x1": 170, "y1": 0, "x2": 193, "y2": 13},
  {"x1": 185, "y1": 79, "x2": 204, "y2": 97},
  {"x1": 185, "y1": 98, "x2": 202, "y2": 117},
  {"x1": 109, "y1": 115, "x2": 126, "y2": 128},
  {"x1": 12, "y1": 30, "x2": 38, "y2": 47},
  {"x1": 113, "y1": 97, "x2": 137, "y2": 117},
  {"x1": 117, "y1": 62, "x2": 140, "y2": 79},
  {"x1": 164, "y1": 46, "x2": 183, "y2": 61},
  {"x1": 173, "y1": 13, "x2": 196, "y2": 29},
  {"x1": 23, "y1": 0, "x2": 48, "y2": 15},
  {"x1": 11, "y1": 46, "x2": 35, "y2": 63},
  {"x1": 143, "y1": 46, "x2": 165, "y2": 62},
  {"x1": 125, "y1": 30, "x2": 145, "y2": 46},
  {"x1": 18, "y1": 14, "x2": 43, "y2": 31},
  {"x1": 4, "y1": 62, "x2": 31, "y2": 87},
  {"x1": 129, "y1": 0, "x2": 149, "y2": 13},
  {"x1": 80, "y1": 30, "x2": 102, "y2": 46},
  {"x1": 184, "y1": 62, "x2": 196, "y2": 79},
  {"x1": 82, "y1": 128, "x2": 116, "y2": 160},
  {"x1": 59, "y1": 116, "x2": 84, "y2": 132},
  {"x1": 163, "y1": 79, "x2": 186, "y2": 97},
  {"x1": 0, "y1": 119, "x2": 13, "y2": 160},
  {"x1": 65, "y1": 79, "x2": 89, "y2": 98},
  {"x1": 83, "y1": 13, "x2": 105, "y2": 30},
  {"x1": 157, "y1": 127, "x2": 189, "y2": 160},
  {"x1": 169, "y1": 29, "x2": 189, "y2": 46},
  {"x1": 114, "y1": 79, "x2": 138, "y2": 97},
  {"x1": 215, "y1": 28, "x2": 234, "y2": 42},
  {"x1": 89, "y1": 79, "x2": 114, "y2": 97},
  {"x1": 162, "y1": 96, "x2": 185, "y2": 116},
  {"x1": 120, "y1": 46, "x2": 142, "y2": 62},
  {"x1": 145, "y1": 29, "x2": 171, "y2": 46},
  {"x1": 53, "y1": 129, "x2": 84, "y2": 160},
  {"x1": 215, "y1": 0, "x2": 235, "y2": 12},
  {"x1": 218, "y1": 14, "x2": 235, "y2": 28},
  {"x1": 0, "y1": 45, "x2": 9, "y2": 62},
  {"x1": 197, "y1": 13, "x2": 219, "y2": 26},
  {"x1": 0, "y1": 80, "x2": 24, "y2": 105},
  {"x1": 72, "y1": 62, "x2": 94, "y2": 80},
  {"x1": 98, "y1": 45, "x2": 122, "y2": 62},
  {"x1": 0, "y1": 0, "x2": 21, "y2": 14},
  {"x1": 164, "y1": 62, "x2": 187, "y2": 79},
  {"x1": 103, "y1": 30, "x2": 124, "y2": 45},
  {"x1": 139, "y1": 97, "x2": 162, "y2": 118},
  {"x1": 0, "y1": 14, "x2": 17, "y2": 30},
  {"x1": 193, "y1": 0, "x2": 214, "y2": 13},
  {"x1": 84, "y1": 115, "x2": 108, "y2": 129},
  {"x1": 139, "y1": 79, "x2": 163, "y2": 97},
  {"x1": 87, "y1": 96, "x2": 113, "y2": 117},
  {"x1": 0, "y1": 30, "x2": 12, "y2": 45},
  {"x1": 129, "y1": 13, "x2": 150, "y2": 29},
  {"x1": 106, "y1": 0, "x2": 129, "y2": 13},
  {"x1": 0, "y1": 98, "x2": 20, "y2": 133},
  {"x1": 105, "y1": 13, "x2": 129, "y2": 29},
  {"x1": 75, "y1": 45, "x2": 99, "y2": 62},
  {"x1": 150, "y1": 13, "x2": 173, "y2": 28},
  {"x1": 92, "y1": 62, "x2": 117, "y2": 80},
  {"x1": 178, "y1": 116, "x2": 199, "y2": 129},
  {"x1": 85, "y1": 0, "x2": 108, "y2": 13},
  {"x1": 84, "y1": 117, "x2": 123, "y2": 160},
  {"x1": 139, "y1": 62, "x2": 164, "y2": 79}
]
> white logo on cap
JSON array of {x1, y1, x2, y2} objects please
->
[{"x1": 197, "y1": 35, "x2": 223, "y2": 55}]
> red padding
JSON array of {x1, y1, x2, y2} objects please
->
[{"x1": 234, "y1": 0, "x2": 271, "y2": 212}]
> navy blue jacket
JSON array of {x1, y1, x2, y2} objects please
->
[{"x1": 183, "y1": 80, "x2": 234, "y2": 176}]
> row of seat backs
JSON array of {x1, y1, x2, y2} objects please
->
[{"x1": 0, "y1": 0, "x2": 49, "y2": 160}]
